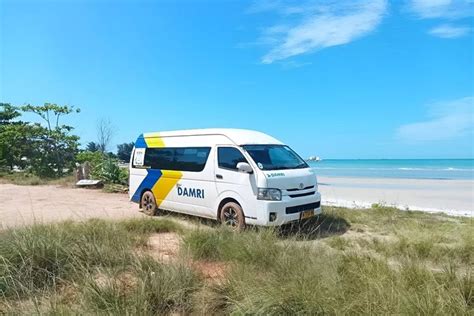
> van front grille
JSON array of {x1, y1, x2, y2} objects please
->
[
  {"x1": 285, "y1": 201, "x2": 321, "y2": 214},
  {"x1": 287, "y1": 185, "x2": 314, "y2": 192},
  {"x1": 288, "y1": 191, "x2": 316, "y2": 198}
]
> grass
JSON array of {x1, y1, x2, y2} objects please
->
[
  {"x1": 0, "y1": 172, "x2": 75, "y2": 186},
  {"x1": 184, "y1": 206, "x2": 473, "y2": 315},
  {"x1": 102, "y1": 183, "x2": 129, "y2": 193},
  {"x1": 0, "y1": 217, "x2": 191, "y2": 314},
  {"x1": 1, "y1": 206, "x2": 472, "y2": 314},
  {"x1": 0, "y1": 171, "x2": 130, "y2": 194}
]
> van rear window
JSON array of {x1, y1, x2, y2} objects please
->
[{"x1": 137, "y1": 147, "x2": 211, "y2": 172}]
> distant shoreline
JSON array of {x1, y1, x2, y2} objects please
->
[
  {"x1": 308, "y1": 159, "x2": 474, "y2": 181},
  {"x1": 318, "y1": 176, "x2": 474, "y2": 217}
]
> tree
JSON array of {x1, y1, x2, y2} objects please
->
[
  {"x1": 86, "y1": 141, "x2": 100, "y2": 152},
  {"x1": 21, "y1": 103, "x2": 81, "y2": 177},
  {"x1": 0, "y1": 104, "x2": 33, "y2": 170},
  {"x1": 0, "y1": 103, "x2": 21, "y2": 123},
  {"x1": 96, "y1": 119, "x2": 113, "y2": 153},
  {"x1": 117, "y1": 142, "x2": 134, "y2": 162}
]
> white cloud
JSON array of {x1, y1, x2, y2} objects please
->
[
  {"x1": 407, "y1": 1, "x2": 473, "y2": 38},
  {"x1": 429, "y1": 24, "x2": 470, "y2": 38},
  {"x1": 396, "y1": 97, "x2": 474, "y2": 142},
  {"x1": 252, "y1": 0, "x2": 388, "y2": 64},
  {"x1": 409, "y1": 0, "x2": 474, "y2": 19}
]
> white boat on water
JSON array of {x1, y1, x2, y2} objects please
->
[{"x1": 308, "y1": 156, "x2": 322, "y2": 162}]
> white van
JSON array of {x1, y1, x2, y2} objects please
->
[{"x1": 129, "y1": 129, "x2": 321, "y2": 228}]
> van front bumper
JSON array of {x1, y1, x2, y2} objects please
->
[{"x1": 255, "y1": 192, "x2": 322, "y2": 226}]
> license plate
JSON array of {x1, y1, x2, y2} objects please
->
[{"x1": 300, "y1": 209, "x2": 314, "y2": 220}]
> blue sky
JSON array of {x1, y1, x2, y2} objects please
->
[{"x1": 1, "y1": 0, "x2": 473, "y2": 159}]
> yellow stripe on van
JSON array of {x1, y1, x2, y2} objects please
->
[
  {"x1": 151, "y1": 170, "x2": 182, "y2": 207},
  {"x1": 145, "y1": 136, "x2": 165, "y2": 148}
]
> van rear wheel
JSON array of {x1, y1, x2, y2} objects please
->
[
  {"x1": 220, "y1": 202, "x2": 245, "y2": 230},
  {"x1": 141, "y1": 191, "x2": 157, "y2": 216}
]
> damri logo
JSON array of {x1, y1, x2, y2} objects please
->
[
  {"x1": 177, "y1": 184, "x2": 205, "y2": 199},
  {"x1": 267, "y1": 172, "x2": 285, "y2": 178}
]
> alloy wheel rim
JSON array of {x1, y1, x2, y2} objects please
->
[
  {"x1": 223, "y1": 207, "x2": 238, "y2": 226},
  {"x1": 143, "y1": 195, "x2": 154, "y2": 211}
]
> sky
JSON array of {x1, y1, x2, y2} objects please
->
[{"x1": 1, "y1": 0, "x2": 473, "y2": 159}]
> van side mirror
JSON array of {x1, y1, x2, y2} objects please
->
[{"x1": 236, "y1": 162, "x2": 253, "y2": 174}]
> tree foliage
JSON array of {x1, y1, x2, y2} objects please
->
[
  {"x1": 117, "y1": 142, "x2": 134, "y2": 162},
  {"x1": 0, "y1": 104, "x2": 35, "y2": 171},
  {"x1": 86, "y1": 142, "x2": 101, "y2": 152},
  {"x1": 0, "y1": 103, "x2": 81, "y2": 177},
  {"x1": 0, "y1": 103, "x2": 21, "y2": 123}
]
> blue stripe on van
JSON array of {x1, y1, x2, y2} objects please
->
[
  {"x1": 131, "y1": 169, "x2": 162, "y2": 203},
  {"x1": 135, "y1": 134, "x2": 147, "y2": 149}
]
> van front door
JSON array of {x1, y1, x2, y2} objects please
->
[{"x1": 214, "y1": 146, "x2": 258, "y2": 222}]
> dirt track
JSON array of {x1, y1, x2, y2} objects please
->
[{"x1": 0, "y1": 184, "x2": 145, "y2": 228}]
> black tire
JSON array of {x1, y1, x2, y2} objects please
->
[
  {"x1": 220, "y1": 201, "x2": 245, "y2": 230},
  {"x1": 141, "y1": 191, "x2": 157, "y2": 216}
]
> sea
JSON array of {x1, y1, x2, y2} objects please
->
[{"x1": 308, "y1": 159, "x2": 474, "y2": 180}]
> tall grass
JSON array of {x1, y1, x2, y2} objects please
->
[
  {"x1": 80, "y1": 257, "x2": 198, "y2": 314},
  {"x1": 0, "y1": 218, "x2": 193, "y2": 314},
  {"x1": 184, "y1": 207, "x2": 473, "y2": 315},
  {"x1": 1, "y1": 206, "x2": 472, "y2": 314}
]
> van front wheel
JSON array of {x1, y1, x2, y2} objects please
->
[
  {"x1": 220, "y1": 202, "x2": 245, "y2": 230},
  {"x1": 141, "y1": 191, "x2": 157, "y2": 216}
]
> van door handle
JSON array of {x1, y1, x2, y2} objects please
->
[{"x1": 216, "y1": 174, "x2": 223, "y2": 179}]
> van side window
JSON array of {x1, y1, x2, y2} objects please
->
[
  {"x1": 144, "y1": 148, "x2": 174, "y2": 170},
  {"x1": 174, "y1": 148, "x2": 211, "y2": 172},
  {"x1": 141, "y1": 147, "x2": 211, "y2": 172},
  {"x1": 218, "y1": 147, "x2": 247, "y2": 170}
]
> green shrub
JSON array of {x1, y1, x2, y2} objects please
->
[
  {"x1": 94, "y1": 158, "x2": 128, "y2": 184},
  {"x1": 76, "y1": 151, "x2": 128, "y2": 185},
  {"x1": 76, "y1": 150, "x2": 105, "y2": 168}
]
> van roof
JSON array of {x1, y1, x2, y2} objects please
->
[{"x1": 142, "y1": 128, "x2": 283, "y2": 145}]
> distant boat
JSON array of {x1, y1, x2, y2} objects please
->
[{"x1": 308, "y1": 156, "x2": 322, "y2": 162}]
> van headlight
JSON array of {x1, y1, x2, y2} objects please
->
[{"x1": 257, "y1": 188, "x2": 282, "y2": 201}]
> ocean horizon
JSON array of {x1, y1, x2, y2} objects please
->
[{"x1": 308, "y1": 159, "x2": 474, "y2": 180}]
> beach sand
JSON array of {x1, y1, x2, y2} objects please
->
[
  {"x1": 1, "y1": 177, "x2": 472, "y2": 229},
  {"x1": 318, "y1": 176, "x2": 474, "y2": 217},
  {"x1": 0, "y1": 184, "x2": 145, "y2": 228}
]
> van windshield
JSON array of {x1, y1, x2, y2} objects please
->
[{"x1": 242, "y1": 145, "x2": 308, "y2": 171}]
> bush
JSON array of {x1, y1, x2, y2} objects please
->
[
  {"x1": 76, "y1": 151, "x2": 128, "y2": 185},
  {"x1": 76, "y1": 151, "x2": 105, "y2": 167},
  {"x1": 94, "y1": 158, "x2": 128, "y2": 185}
]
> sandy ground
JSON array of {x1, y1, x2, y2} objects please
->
[
  {"x1": 1, "y1": 176, "x2": 473, "y2": 228},
  {"x1": 319, "y1": 176, "x2": 474, "y2": 217},
  {"x1": 0, "y1": 184, "x2": 144, "y2": 228}
]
